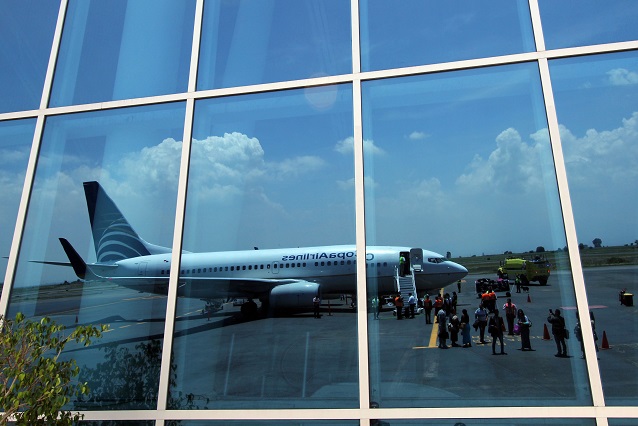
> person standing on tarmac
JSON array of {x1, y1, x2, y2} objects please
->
[
  {"x1": 474, "y1": 303, "x2": 489, "y2": 344},
  {"x1": 575, "y1": 311, "x2": 599, "y2": 358},
  {"x1": 313, "y1": 295, "x2": 321, "y2": 318},
  {"x1": 394, "y1": 293, "x2": 404, "y2": 320},
  {"x1": 449, "y1": 313, "x2": 461, "y2": 347},
  {"x1": 437, "y1": 308, "x2": 449, "y2": 349},
  {"x1": 433, "y1": 295, "x2": 443, "y2": 322},
  {"x1": 461, "y1": 309, "x2": 472, "y2": 347},
  {"x1": 517, "y1": 309, "x2": 533, "y2": 351},
  {"x1": 548, "y1": 308, "x2": 568, "y2": 357},
  {"x1": 408, "y1": 293, "x2": 416, "y2": 319},
  {"x1": 423, "y1": 294, "x2": 433, "y2": 324},
  {"x1": 488, "y1": 310, "x2": 507, "y2": 355},
  {"x1": 502, "y1": 298, "x2": 517, "y2": 335}
]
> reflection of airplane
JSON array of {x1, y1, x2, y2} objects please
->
[{"x1": 50, "y1": 182, "x2": 467, "y2": 311}]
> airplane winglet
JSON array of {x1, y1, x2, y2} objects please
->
[{"x1": 59, "y1": 238, "x2": 87, "y2": 279}]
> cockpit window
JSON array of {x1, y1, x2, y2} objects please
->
[{"x1": 427, "y1": 257, "x2": 446, "y2": 263}]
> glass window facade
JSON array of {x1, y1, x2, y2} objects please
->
[
  {"x1": 198, "y1": 0, "x2": 352, "y2": 89},
  {"x1": 551, "y1": 51, "x2": 638, "y2": 406},
  {"x1": 50, "y1": 0, "x2": 195, "y2": 106},
  {"x1": 0, "y1": 1, "x2": 60, "y2": 113},
  {"x1": 2, "y1": 1, "x2": 638, "y2": 424},
  {"x1": 360, "y1": 0, "x2": 535, "y2": 71}
]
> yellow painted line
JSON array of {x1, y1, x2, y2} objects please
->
[
  {"x1": 119, "y1": 324, "x2": 132, "y2": 329},
  {"x1": 425, "y1": 287, "x2": 445, "y2": 348},
  {"x1": 428, "y1": 324, "x2": 439, "y2": 348}
]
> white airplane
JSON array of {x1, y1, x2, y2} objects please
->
[{"x1": 51, "y1": 182, "x2": 467, "y2": 311}]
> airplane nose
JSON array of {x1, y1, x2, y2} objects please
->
[{"x1": 449, "y1": 261, "x2": 468, "y2": 280}]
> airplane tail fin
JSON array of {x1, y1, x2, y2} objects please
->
[
  {"x1": 59, "y1": 238, "x2": 87, "y2": 279},
  {"x1": 83, "y1": 181, "x2": 170, "y2": 263}
]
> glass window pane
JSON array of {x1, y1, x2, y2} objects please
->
[
  {"x1": 610, "y1": 420, "x2": 638, "y2": 426},
  {"x1": 550, "y1": 51, "x2": 638, "y2": 405},
  {"x1": 6, "y1": 102, "x2": 186, "y2": 409},
  {"x1": 169, "y1": 85, "x2": 357, "y2": 409},
  {"x1": 360, "y1": 0, "x2": 535, "y2": 72},
  {"x1": 539, "y1": 0, "x2": 638, "y2": 50},
  {"x1": 197, "y1": 0, "x2": 352, "y2": 90},
  {"x1": 0, "y1": 119, "x2": 35, "y2": 286},
  {"x1": 175, "y1": 422, "x2": 357, "y2": 426},
  {"x1": 0, "y1": 1, "x2": 60, "y2": 113},
  {"x1": 379, "y1": 419, "x2": 595, "y2": 425},
  {"x1": 80, "y1": 422, "x2": 154, "y2": 426},
  {"x1": 50, "y1": 0, "x2": 195, "y2": 107},
  {"x1": 363, "y1": 63, "x2": 588, "y2": 408}
]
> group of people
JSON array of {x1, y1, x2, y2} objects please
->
[
  {"x1": 378, "y1": 286, "x2": 599, "y2": 359},
  {"x1": 433, "y1": 292, "x2": 536, "y2": 355},
  {"x1": 435, "y1": 306, "x2": 473, "y2": 349},
  {"x1": 393, "y1": 292, "x2": 419, "y2": 319},
  {"x1": 422, "y1": 292, "x2": 457, "y2": 324}
]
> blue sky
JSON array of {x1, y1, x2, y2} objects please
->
[{"x1": 2, "y1": 3, "x2": 638, "y2": 286}]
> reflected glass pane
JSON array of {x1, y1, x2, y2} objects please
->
[
  {"x1": 360, "y1": 0, "x2": 534, "y2": 72},
  {"x1": 169, "y1": 85, "x2": 357, "y2": 409},
  {"x1": 175, "y1": 422, "x2": 357, "y2": 426},
  {"x1": 539, "y1": 0, "x2": 638, "y2": 50},
  {"x1": 550, "y1": 51, "x2": 638, "y2": 405},
  {"x1": 363, "y1": 63, "x2": 588, "y2": 407},
  {"x1": 0, "y1": 119, "x2": 35, "y2": 288},
  {"x1": 81, "y1": 422, "x2": 154, "y2": 426},
  {"x1": 0, "y1": 1, "x2": 60, "y2": 113},
  {"x1": 50, "y1": 0, "x2": 195, "y2": 107},
  {"x1": 610, "y1": 420, "x2": 638, "y2": 426},
  {"x1": 197, "y1": 0, "x2": 351, "y2": 90},
  {"x1": 7, "y1": 102, "x2": 186, "y2": 409},
  {"x1": 377, "y1": 419, "x2": 595, "y2": 425}
]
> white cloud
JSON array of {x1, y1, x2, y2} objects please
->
[
  {"x1": 334, "y1": 136, "x2": 385, "y2": 156},
  {"x1": 0, "y1": 147, "x2": 29, "y2": 164},
  {"x1": 267, "y1": 155, "x2": 325, "y2": 179},
  {"x1": 561, "y1": 111, "x2": 638, "y2": 186},
  {"x1": 408, "y1": 131, "x2": 428, "y2": 140},
  {"x1": 607, "y1": 68, "x2": 638, "y2": 86},
  {"x1": 455, "y1": 127, "x2": 548, "y2": 194}
]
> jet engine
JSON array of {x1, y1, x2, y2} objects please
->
[{"x1": 269, "y1": 282, "x2": 320, "y2": 311}]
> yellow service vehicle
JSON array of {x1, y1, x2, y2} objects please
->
[{"x1": 498, "y1": 256, "x2": 550, "y2": 286}]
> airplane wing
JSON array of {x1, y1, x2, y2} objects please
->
[{"x1": 28, "y1": 260, "x2": 73, "y2": 267}]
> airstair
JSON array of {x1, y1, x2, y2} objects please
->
[{"x1": 395, "y1": 268, "x2": 417, "y2": 300}]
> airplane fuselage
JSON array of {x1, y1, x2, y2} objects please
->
[{"x1": 87, "y1": 245, "x2": 467, "y2": 300}]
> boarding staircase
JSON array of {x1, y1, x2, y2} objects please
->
[{"x1": 395, "y1": 267, "x2": 418, "y2": 301}]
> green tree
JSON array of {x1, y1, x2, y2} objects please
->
[
  {"x1": 0, "y1": 312, "x2": 106, "y2": 425},
  {"x1": 592, "y1": 238, "x2": 602, "y2": 248}
]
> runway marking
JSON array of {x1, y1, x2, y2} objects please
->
[{"x1": 119, "y1": 324, "x2": 132, "y2": 329}]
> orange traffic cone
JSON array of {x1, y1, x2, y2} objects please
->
[
  {"x1": 527, "y1": 294, "x2": 532, "y2": 303},
  {"x1": 601, "y1": 331, "x2": 610, "y2": 349},
  {"x1": 543, "y1": 324, "x2": 551, "y2": 340}
]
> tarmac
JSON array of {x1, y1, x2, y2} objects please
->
[{"x1": 5, "y1": 265, "x2": 637, "y2": 410}]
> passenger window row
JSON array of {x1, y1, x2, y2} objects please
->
[{"x1": 158, "y1": 260, "x2": 389, "y2": 275}]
